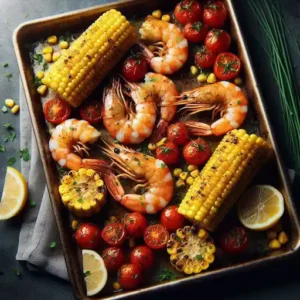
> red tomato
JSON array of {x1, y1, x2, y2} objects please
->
[
  {"x1": 203, "y1": 1, "x2": 228, "y2": 28},
  {"x1": 130, "y1": 246, "x2": 155, "y2": 272},
  {"x1": 144, "y1": 224, "x2": 169, "y2": 250},
  {"x1": 79, "y1": 100, "x2": 102, "y2": 124},
  {"x1": 43, "y1": 98, "x2": 71, "y2": 125},
  {"x1": 174, "y1": 0, "x2": 202, "y2": 25},
  {"x1": 121, "y1": 53, "x2": 148, "y2": 82},
  {"x1": 214, "y1": 52, "x2": 241, "y2": 80},
  {"x1": 160, "y1": 205, "x2": 185, "y2": 232},
  {"x1": 101, "y1": 222, "x2": 126, "y2": 247},
  {"x1": 75, "y1": 223, "x2": 101, "y2": 250},
  {"x1": 124, "y1": 212, "x2": 147, "y2": 238},
  {"x1": 184, "y1": 22, "x2": 209, "y2": 43},
  {"x1": 156, "y1": 142, "x2": 180, "y2": 165},
  {"x1": 183, "y1": 138, "x2": 211, "y2": 165},
  {"x1": 102, "y1": 247, "x2": 125, "y2": 272},
  {"x1": 205, "y1": 29, "x2": 231, "y2": 54},
  {"x1": 195, "y1": 46, "x2": 217, "y2": 69},
  {"x1": 220, "y1": 226, "x2": 249, "y2": 255},
  {"x1": 118, "y1": 264, "x2": 142, "y2": 290},
  {"x1": 167, "y1": 123, "x2": 189, "y2": 145}
]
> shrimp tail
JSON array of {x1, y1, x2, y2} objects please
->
[
  {"x1": 81, "y1": 159, "x2": 112, "y2": 173},
  {"x1": 137, "y1": 41, "x2": 154, "y2": 62},
  {"x1": 150, "y1": 119, "x2": 169, "y2": 144},
  {"x1": 103, "y1": 172, "x2": 125, "y2": 202},
  {"x1": 184, "y1": 121, "x2": 213, "y2": 136}
]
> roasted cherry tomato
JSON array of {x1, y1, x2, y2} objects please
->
[
  {"x1": 184, "y1": 22, "x2": 208, "y2": 43},
  {"x1": 79, "y1": 100, "x2": 102, "y2": 124},
  {"x1": 124, "y1": 212, "x2": 147, "y2": 238},
  {"x1": 101, "y1": 222, "x2": 127, "y2": 247},
  {"x1": 174, "y1": 0, "x2": 202, "y2": 25},
  {"x1": 102, "y1": 247, "x2": 126, "y2": 272},
  {"x1": 203, "y1": 1, "x2": 228, "y2": 28},
  {"x1": 183, "y1": 138, "x2": 211, "y2": 165},
  {"x1": 160, "y1": 205, "x2": 185, "y2": 232},
  {"x1": 121, "y1": 53, "x2": 148, "y2": 82},
  {"x1": 220, "y1": 226, "x2": 249, "y2": 255},
  {"x1": 43, "y1": 98, "x2": 71, "y2": 125},
  {"x1": 156, "y1": 141, "x2": 180, "y2": 166},
  {"x1": 144, "y1": 224, "x2": 169, "y2": 250},
  {"x1": 195, "y1": 45, "x2": 217, "y2": 69},
  {"x1": 75, "y1": 223, "x2": 101, "y2": 250},
  {"x1": 118, "y1": 264, "x2": 142, "y2": 290},
  {"x1": 130, "y1": 246, "x2": 155, "y2": 272},
  {"x1": 214, "y1": 52, "x2": 241, "y2": 80},
  {"x1": 205, "y1": 29, "x2": 231, "y2": 54},
  {"x1": 167, "y1": 122, "x2": 189, "y2": 146}
]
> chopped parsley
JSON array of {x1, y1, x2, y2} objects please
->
[
  {"x1": 3, "y1": 63, "x2": 8, "y2": 68},
  {"x1": 6, "y1": 73, "x2": 13, "y2": 80},
  {"x1": 50, "y1": 241, "x2": 56, "y2": 248},
  {"x1": 1, "y1": 106, "x2": 8, "y2": 113},
  {"x1": 29, "y1": 200, "x2": 36, "y2": 207},
  {"x1": 3, "y1": 131, "x2": 16, "y2": 142},
  {"x1": 157, "y1": 269, "x2": 178, "y2": 282},
  {"x1": 161, "y1": 162, "x2": 167, "y2": 168},
  {"x1": 19, "y1": 148, "x2": 31, "y2": 161},
  {"x1": 34, "y1": 76, "x2": 43, "y2": 87},
  {"x1": 3, "y1": 123, "x2": 14, "y2": 130},
  {"x1": 84, "y1": 270, "x2": 91, "y2": 277},
  {"x1": 196, "y1": 255, "x2": 203, "y2": 261},
  {"x1": 78, "y1": 198, "x2": 83, "y2": 203},
  {"x1": 0, "y1": 145, "x2": 5, "y2": 152},
  {"x1": 7, "y1": 157, "x2": 16, "y2": 166},
  {"x1": 42, "y1": 62, "x2": 48, "y2": 71},
  {"x1": 32, "y1": 53, "x2": 43, "y2": 65},
  {"x1": 12, "y1": 268, "x2": 21, "y2": 277}
]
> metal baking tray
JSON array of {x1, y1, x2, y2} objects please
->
[{"x1": 13, "y1": 0, "x2": 300, "y2": 299}]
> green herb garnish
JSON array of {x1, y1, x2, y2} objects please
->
[
  {"x1": 34, "y1": 76, "x2": 43, "y2": 87},
  {"x1": 157, "y1": 269, "x2": 178, "y2": 282},
  {"x1": 32, "y1": 53, "x2": 43, "y2": 65},
  {"x1": 84, "y1": 270, "x2": 91, "y2": 277},
  {"x1": 3, "y1": 131, "x2": 16, "y2": 142},
  {"x1": 1, "y1": 106, "x2": 8, "y2": 113},
  {"x1": 12, "y1": 268, "x2": 21, "y2": 277},
  {"x1": 196, "y1": 255, "x2": 203, "y2": 260},
  {"x1": 4, "y1": 123, "x2": 14, "y2": 130},
  {"x1": 29, "y1": 200, "x2": 36, "y2": 207},
  {"x1": 161, "y1": 162, "x2": 166, "y2": 168},
  {"x1": 50, "y1": 242, "x2": 56, "y2": 248},
  {"x1": 78, "y1": 198, "x2": 83, "y2": 203},
  {"x1": 6, "y1": 73, "x2": 13, "y2": 80},
  {"x1": 7, "y1": 157, "x2": 16, "y2": 166},
  {"x1": 19, "y1": 148, "x2": 31, "y2": 161},
  {"x1": 0, "y1": 145, "x2": 5, "y2": 152},
  {"x1": 3, "y1": 63, "x2": 8, "y2": 68},
  {"x1": 42, "y1": 62, "x2": 48, "y2": 71}
]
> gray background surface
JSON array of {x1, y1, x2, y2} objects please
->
[{"x1": 0, "y1": 0, "x2": 300, "y2": 299}]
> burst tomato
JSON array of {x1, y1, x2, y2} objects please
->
[
  {"x1": 174, "y1": 0, "x2": 202, "y2": 25},
  {"x1": 205, "y1": 29, "x2": 231, "y2": 54},
  {"x1": 144, "y1": 224, "x2": 169, "y2": 250},
  {"x1": 183, "y1": 138, "x2": 211, "y2": 165},
  {"x1": 156, "y1": 142, "x2": 180, "y2": 165},
  {"x1": 102, "y1": 247, "x2": 125, "y2": 272},
  {"x1": 130, "y1": 246, "x2": 155, "y2": 272},
  {"x1": 203, "y1": 1, "x2": 228, "y2": 28},
  {"x1": 214, "y1": 52, "x2": 241, "y2": 80},
  {"x1": 122, "y1": 53, "x2": 148, "y2": 82},
  {"x1": 75, "y1": 223, "x2": 101, "y2": 250},
  {"x1": 160, "y1": 205, "x2": 185, "y2": 232},
  {"x1": 124, "y1": 212, "x2": 147, "y2": 238},
  {"x1": 184, "y1": 22, "x2": 209, "y2": 43},
  {"x1": 43, "y1": 98, "x2": 71, "y2": 125},
  {"x1": 79, "y1": 100, "x2": 102, "y2": 124},
  {"x1": 101, "y1": 222, "x2": 127, "y2": 247},
  {"x1": 195, "y1": 45, "x2": 217, "y2": 69},
  {"x1": 167, "y1": 122, "x2": 189, "y2": 145},
  {"x1": 118, "y1": 264, "x2": 142, "y2": 290}
]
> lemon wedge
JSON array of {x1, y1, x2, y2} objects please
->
[
  {"x1": 238, "y1": 185, "x2": 284, "y2": 231},
  {"x1": 82, "y1": 250, "x2": 107, "y2": 296},
  {"x1": 0, "y1": 167, "x2": 28, "y2": 220}
]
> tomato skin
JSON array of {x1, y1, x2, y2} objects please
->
[
  {"x1": 102, "y1": 247, "x2": 125, "y2": 272},
  {"x1": 121, "y1": 54, "x2": 148, "y2": 82},
  {"x1": 156, "y1": 142, "x2": 180, "y2": 166},
  {"x1": 195, "y1": 46, "x2": 217, "y2": 69},
  {"x1": 101, "y1": 222, "x2": 127, "y2": 247},
  {"x1": 130, "y1": 246, "x2": 155, "y2": 272},
  {"x1": 203, "y1": 1, "x2": 228, "y2": 28},
  {"x1": 183, "y1": 138, "x2": 211, "y2": 165},
  {"x1": 167, "y1": 123, "x2": 189, "y2": 146},
  {"x1": 124, "y1": 212, "x2": 147, "y2": 238},
  {"x1": 160, "y1": 205, "x2": 185, "y2": 232},
  {"x1": 144, "y1": 224, "x2": 169, "y2": 250},
  {"x1": 205, "y1": 29, "x2": 231, "y2": 54},
  {"x1": 79, "y1": 100, "x2": 102, "y2": 124},
  {"x1": 43, "y1": 98, "x2": 71, "y2": 125},
  {"x1": 174, "y1": 0, "x2": 202, "y2": 25},
  {"x1": 184, "y1": 22, "x2": 209, "y2": 43},
  {"x1": 118, "y1": 264, "x2": 142, "y2": 290},
  {"x1": 214, "y1": 52, "x2": 241, "y2": 80},
  {"x1": 220, "y1": 226, "x2": 249, "y2": 255},
  {"x1": 75, "y1": 223, "x2": 101, "y2": 250}
]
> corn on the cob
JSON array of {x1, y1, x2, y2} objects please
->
[
  {"x1": 59, "y1": 168, "x2": 106, "y2": 217},
  {"x1": 42, "y1": 9, "x2": 137, "y2": 108},
  {"x1": 178, "y1": 129, "x2": 270, "y2": 231}
]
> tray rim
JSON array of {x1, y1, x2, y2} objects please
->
[{"x1": 12, "y1": 0, "x2": 300, "y2": 299}]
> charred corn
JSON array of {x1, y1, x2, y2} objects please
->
[{"x1": 42, "y1": 9, "x2": 137, "y2": 108}]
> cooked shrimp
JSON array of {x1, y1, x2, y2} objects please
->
[
  {"x1": 101, "y1": 143, "x2": 174, "y2": 214},
  {"x1": 139, "y1": 16, "x2": 188, "y2": 75},
  {"x1": 102, "y1": 79, "x2": 156, "y2": 144},
  {"x1": 177, "y1": 81, "x2": 248, "y2": 136},
  {"x1": 141, "y1": 72, "x2": 178, "y2": 143},
  {"x1": 49, "y1": 119, "x2": 110, "y2": 172}
]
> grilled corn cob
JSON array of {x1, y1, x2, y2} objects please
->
[
  {"x1": 167, "y1": 225, "x2": 215, "y2": 274},
  {"x1": 59, "y1": 168, "x2": 106, "y2": 217},
  {"x1": 42, "y1": 9, "x2": 137, "y2": 107},
  {"x1": 178, "y1": 129, "x2": 270, "y2": 231}
]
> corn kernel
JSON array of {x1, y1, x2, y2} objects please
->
[
  {"x1": 148, "y1": 143, "x2": 156, "y2": 151},
  {"x1": 36, "y1": 71, "x2": 44, "y2": 80},
  {"x1": 161, "y1": 14, "x2": 171, "y2": 22},
  {"x1": 173, "y1": 168, "x2": 183, "y2": 177},
  {"x1": 96, "y1": 193, "x2": 104, "y2": 201},
  {"x1": 78, "y1": 168, "x2": 87, "y2": 176},
  {"x1": 197, "y1": 74, "x2": 207, "y2": 83},
  {"x1": 52, "y1": 52, "x2": 61, "y2": 62},
  {"x1": 152, "y1": 10, "x2": 162, "y2": 19},
  {"x1": 234, "y1": 77, "x2": 242, "y2": 85},
  {"x1": 184, "y1": 266, "x2": 193, "y2": 275},
  {"x1": 109, "y1": 216, "x2": 117, "y2": 223},
  {"x1": 59, "y1": 41, "x2": 69, "y2": 49},
  {"x1": 278, "y1": 231, "x2": 289, "y2": 245},
  {"x1": 59, "y1": 185, "x2": 69, "y2": 194},
  {"x1": 47, "y1": 35, "x2": 58, "y2": 44},
  {"x1": 179, "y1": 172, "x2": 188, "y2": 181},
  {"x1": 266, "y1": 230, "x2": 277, "y2": 240},
  {"x1": 42, "y1": 46, "x2": 53, "y2": 54},
  {"x1": 37, "y1": 85, "x2": 48, "y2": 95},
  {"x1": 87, "y1": 169, "x2": 95, "y2": 177},
  {"x1": 190, "y1": 65, "x2": 198, "y2": 76},
  {"x1": 176, "y1": 179, "x2": 186, "y2": 188},
  {"x1": 269, "y1": 239, "x2": 281, "y2": 250},
  {"x1": 5, "y1": 99, "x2": 15, "y2": 108},
  {"x1": 190, "y1": 169, "x2": 199, "y2": 178},
  {"x1": 43, "y1": 53, "x2": 52, "y2": 63},
  {"x1": 156, "y1": 137, "x2": 168, "y2": 147},
  {"x1": 187, "y1": 165, "x2": 198, "y2": 172},
  {"x1": 96, "y1": 179, "x2": 104, "y2": 187},
  {"x1": 113, "y1": 282, "x2": 121, "y2": 290},
  {"x1": 198, "y1": 229, "x2": 208, "y2": 240},
  {"x1": 71, "y1": 220, "x2": 79, "y2": 230},
  {"x1": 206, "y1": 244, "x2": 216, "y2": 254},
  {"x1": 176, "y1": 229, "x2": 185, "y2": 239},
  {"x1": 11, "y1": 105, "x2": 20, "y2": 114},
  {"x1": 201, "y1": 261, "x2": 209, "y2": 270},
  {"x1": 204, "y1": 253, "x2": 214, "y2": 263},
  {"x1": 207, "y1": 73, "x2": 217, "y2": 84},
  {"x1": 186, "y1": 176, "x2": 194, "y2": 185},
  {"x1": 167, "y1": 247, "x2": 177, "y2": 255}
]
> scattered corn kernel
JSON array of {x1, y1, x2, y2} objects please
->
[
  {"x1": 148, "y1": 143, "x2": 156, "y2": 151},
  {"x1": 198, "y1": 229, "x2": 208, "y2": 239},
  {"x1": 37, "y1": 84, "x2": 48, "y2": 95},
  {"x1": 190, "y1": 169, "x2": 199, "y2": 178},
  {"x1": 59, "y1": 40, "x2": 69, "y2": 49},
  {"x1": 87, "y1": 169, "x2": 96, "y2": 177},
  {"x1": 52, "y1": 52, "x2": 61, "y2": 62},
  {"x1": 129, "y1": 237, "x2": 135, "y2": 248},
  {"x1": 173, "y1": 168, "x2": 183, "y2": 177},
  {"x1": 179, "y1": 172, "x2": 188, "y2": 181},
  {"x1": 190, "y1": 65, "x2": 198, "y2": 76},
  {"x1": 36, "y1": 71, "x2": 44, "y2": 80},
  {"x1": 96, "y1": 179, "x2": 104, "y2": 187},
  {"x1": 234, "y1": 77, "x2": 243, "y2": 85},
  {"x1": 152, "y1": 9, "x2": 162, "y2": 19},
  {"x1": 197, "y1": 73, "x2": 207, "y2": 83},
  {"x1": 176, "y1": 179, "x2": 186, "y2": 188},
  {"x1": 207, "y1": 73, "x2": 217, "y2": 84},
  {"x1": 109, "y1": 216, "x2": 117, "y2": 223},
  {"x1": 42, "y1": 46, "x2": 53, "y2": 54},
  {"x1": 47, "y1": 35, "x2": 58, "y2": 44},
  {"x1": 5, "y1": 99, "x2": 15, "y2": 108},
  {"x1": 71, "y1": 220, "x2": 79, "y2": 230},
  {"x1": 11, "y1": 105, "x2": 20, "y2": 114},
  {"x1": 266, "y1": 230, "x2": 277, "y2": 240},
  {"x1": 186, "y1": 176, "x2": 194, "y2": 185},
  {"x1": 113, "y1": 282, "x2": 121, "y2": 290},
  {"x1": 161, "y1": 14, "x2": 171, "y2": 22},
  {"x1": 269, "y1": 239, "x2": 281, "y2": 250},
  {"x1": 156, "y1": 137, "x2": 168, "y2": 147},
  {"x1": 43, "y1": 53, "x2": 52, "y2": 63},
  {"x1": 278, "y1": 231, "x2": 289, "y2": 245},
  {"x1": 187, "y1": 165, "x2": 198, "y2": 172}
]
